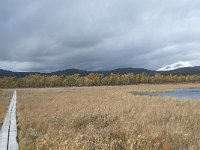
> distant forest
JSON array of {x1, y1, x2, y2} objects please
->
[{"x1": 1, "y1": 73, "x2": 200, "y2": 88}]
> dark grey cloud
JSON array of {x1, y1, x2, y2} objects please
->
[{"x1": 1, "y1": 0, "x2": 200, "y2": 72}]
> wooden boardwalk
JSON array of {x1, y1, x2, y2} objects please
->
[{"x1": 0, "y1": 90, "x2": 19, "y2": 150}]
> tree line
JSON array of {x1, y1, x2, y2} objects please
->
[{"x1": 0, "y1": 73, "x2": 200, "y2": 88}]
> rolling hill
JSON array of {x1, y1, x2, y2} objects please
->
[{"x1": 1, "y1": 67, "x2": 200, "y2": 78}]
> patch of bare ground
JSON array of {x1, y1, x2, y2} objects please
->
[
  {"x1": 17, "y1": 84, "x2": 200, "y2": 150},
  {"x1": 0, "y1": 89, "x2": 13, "y2": 129}
]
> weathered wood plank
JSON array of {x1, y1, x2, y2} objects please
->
[
  {"x1": 0, "y1": 90, "x2": 19, "y2": 150},
  {"x1": 0, "y1": 112, "x2": 10, "y2": 150}
]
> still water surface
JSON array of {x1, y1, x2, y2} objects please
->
[{"x1": 144, "y1": 88, "x2": 200, "y2": 100}]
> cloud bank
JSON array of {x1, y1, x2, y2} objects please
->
[
  {"x1": 1, "y1": 0, "x2": 200, "y2": 72},
  {"x1": 158, "y1": 61, "x2": 193, "y2": 71}
]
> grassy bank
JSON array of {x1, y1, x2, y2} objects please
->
[
  {"x1": 16, "y1": 84, "x2": 200, "y2": 149},
  {"x1": 0, "y1": 90, "x2": 13, "y2": 128}
]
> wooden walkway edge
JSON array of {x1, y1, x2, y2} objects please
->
[{"x1": 0, "y1": 90, "x2": 19, "y2": 150}]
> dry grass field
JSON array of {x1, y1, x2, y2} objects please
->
[
  {"x1": 0, "y1": 89, "x2": 13, "y2": 128},
  {"x1": 16, "y1": 84, "x2": 200, "y2": 150}
]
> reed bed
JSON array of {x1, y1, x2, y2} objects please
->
[
  {"x1": 0, "y1": 89, "x2": 13, "y2": 128},
  {"x1": 16, "y1": 84, "x2": 200, "y2": 150}
]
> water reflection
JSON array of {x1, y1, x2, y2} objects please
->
[{"x1": 144, "y1": 88, "x2": 200, "y2": 100}]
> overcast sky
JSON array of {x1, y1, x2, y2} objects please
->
[{"x1": 1, "y1": 0, "x2": 200, "y2": 72}]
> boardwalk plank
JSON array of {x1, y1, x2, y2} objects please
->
[{"x1": 0, "y1": 91, "x2": 19, "y2": 150}]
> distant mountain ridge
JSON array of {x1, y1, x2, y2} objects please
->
[
  {"x1": 0, "y1": 69, "x2": 40, "y2": 78},
  {"x1": 1, "y1": 67, "x2": 200, "y2": 78},
  {"x1": 157, "y1": 61, "x2": 193, "y2": 71},
  {"x1": 159, "y1": 66, "x2": 200, "y2": 75}
]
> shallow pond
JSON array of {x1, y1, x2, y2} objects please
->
[{"x1": 143, "y1": 88, "x2": 200, "y2": 100}]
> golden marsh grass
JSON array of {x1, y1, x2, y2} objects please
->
[
  {"x1": 0, "y1": 89, "x2": 13, "y2": 128},
  {"x1": 16, "y1": 84, "x2": 200, "y2": 150}
]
